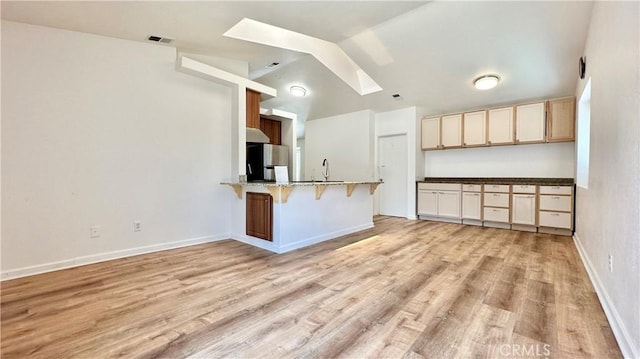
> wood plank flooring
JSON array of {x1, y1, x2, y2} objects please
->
[{"x1": 1, "y1": 217, "x2": 622, "y2": 358}]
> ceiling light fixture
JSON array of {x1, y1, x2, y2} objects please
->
[
  {"x1": 473, "y1": 75, "x2": 500, "y2": 90},
  {"x1": 290, "y1": 86, "x2": 307, "y2": 97}
]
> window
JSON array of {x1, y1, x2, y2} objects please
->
[{"x1": 576, "y1": 78, "x2": 591, "y2": 189}]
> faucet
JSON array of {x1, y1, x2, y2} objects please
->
[{"x1": 322, "y1": 159, "x2": 330, "y2": 181}]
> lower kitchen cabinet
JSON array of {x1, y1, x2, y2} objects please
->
[
  {"x1": 417, "y1": 180, "x2": 575, "y2": 235},
  {"x1": 538, "y1": 185, "x2": 574, "y2": 234},
  {"x1": 512, "y1": 194, "x2": 536, "y2": 225},
  {"x1": 417, "y1": 183, "x2": 461, "y2": 221},
  {"x1": 246, "y1": 192, "x2": 273, "y2": 241},
  {"x1": 462, "y1": 184, "x2": 482, "y2": 225}
]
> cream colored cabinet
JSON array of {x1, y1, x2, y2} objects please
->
[
  {"x1": 515, "y1": 102, "x2": 546, "y2": 144},
  {"x1": 462, "y1": 184, "x2": 482, "y2": 222},
  {"x1": 487, "y1": 107, "x2": 514, "y2": 145},
  {"x1": 417, "y1": 190, "x2": 438, "y2": 216},
  {"x1": 512, "y1": 194, "x2": 536, "y2": 225},
  {"x1": 463, "y1": 111, "x2": 487, "y2": 147},
  {"x1": 538, "y1": 185, "x2": 573, "y2": 233},
  {"x1": 547, "y1": 97, "x2": 575, "y2": 142},
  {"x1": 417, "y1": 183, "x2": 461, "y2": 219},
  {"x1": 483, "y1": 184, "x2": 510, "y2": 225},
  {"x1": 421, "y1": 117, "x2": 440, "y2": 150},
  {"x1": 441, "y1": 114, "x2": 462, "y2": 148},
  {"x1": 438, "y1": 191, "x2": 461, "y2": 218}
]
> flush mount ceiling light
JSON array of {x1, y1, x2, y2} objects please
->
[
  {"x1": 473, "y1": 75, "x2": 500, "y2": 90},
  {"x1": 224, "y1": 18, "x2": 382, "y2": 96},
  {"x1": 290, "y1": 86, "x2": 307, "y2": 97}
]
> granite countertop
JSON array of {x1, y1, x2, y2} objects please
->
[
  {"x1": 418, "y1": 177, "x2": 574, "y2": 186},
  {"x1": 221, "y1": 180, "x2": 383, "y2": 187}
]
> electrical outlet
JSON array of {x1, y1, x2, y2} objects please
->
[
  {"x1": 133, "y1": 221, "x2": 142, "y2": 232},
  {"x1": 90, "y1": 226, "x2": 101, "y2": 238},
  {"x1": 608, "y1": 254, "x2": 613, "y2": 273}
]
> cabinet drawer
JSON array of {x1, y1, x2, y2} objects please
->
[
  {"x1": 418, "y1": 183, "x2": 461, "y2": 191},
  {"x1": 484, "y1": 193, "x2": 510, "y2": 207},
  {"x1": 484, "y1": 184, "x2": 510, "y2": 193},
  {"x1": 512, "y1": 184, "x2": 537, "y2": 194},
  {"x1": 484, "y1": 207, "x2": 510, "y2": 223},
  {"x1": 462, "y1": 184, "x2": 482, "y2": 192},
  {"x1": 539, "y1": 211, "x2": 572, "y2": 229},
  {"x1": 539, "y1": 186, "x2": 572, "y2": 195},
  {"x1": 539, "y1": 195, "x2": 572, "y2": 212}
]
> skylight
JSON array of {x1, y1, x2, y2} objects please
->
[{"x1": 223, "y1": 18, "x2": 383, "y2": 96}]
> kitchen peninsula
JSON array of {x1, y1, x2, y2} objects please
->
[{"x1": 222, "y1": 181, "x2": 382, "y2": 253}]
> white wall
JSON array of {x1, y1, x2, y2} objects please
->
[
  {"x1": 424, "y1": 142, "x2": 575, "y2": 178},
  {"x1": 572, "y1": 3, "x2": 640, "y2": 358},
  {"x1": 1, "y1": 21, "x2": 234, "y2": 279},
  {"x1": 304, "y1": 110, "x2": 375, "y2": 181},
  {"x1": 375, "y1": 107, "x2": 420, "y2": 219}
]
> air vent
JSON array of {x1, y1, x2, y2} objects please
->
[
  {"x1": 392, "y1": 93, "x2": 402, "y2": 100},
  {"x1": 147, "y1": 35, "x2": 174, "y2": 44},
  {"x1": 265, "y1": 62, "x2": 280, "y2": 69}
]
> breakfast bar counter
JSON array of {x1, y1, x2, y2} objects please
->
[{"x1": 222, "y1": 180, "x2": 382, "y2": 253}]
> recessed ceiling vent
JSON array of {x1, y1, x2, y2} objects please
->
[
  {"x1": 265, "y1": 62, "x2": 280, "y2": 69},
  {"x1": 147, "y1": 35, "x2": 173, "y2": 44}
]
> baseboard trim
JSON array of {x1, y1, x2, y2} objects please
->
[
  {"x1": 1, "y1": 233, "x2": 230, "y2": 281},
  {"x1": 277, "y1": 222, "x2": 374, "y2": 253},
  {"x1": 573, "y1": 233, "x2": 639, "y2": 359}
]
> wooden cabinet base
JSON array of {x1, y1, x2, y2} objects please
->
[{"x1": 246, "y1": 192, "x2": 273, "y2": 241}]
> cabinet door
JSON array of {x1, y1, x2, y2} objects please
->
[
  {"x1": 512, "y1": 194, "x2": 536, "y2": 225},
  {"x1": 437, "y1": 191, "x2": 461, "y2": 218},
  {"x1": 487, "y1": 107, "x2": 514, "y2": 145},
  {"x1": 462, "y1": 192, "x2": 481, "y2": 220},
  {"x1": 246, "y1": 89, "x2": 261, "y2": 129},
  {"x1": 515, "y1": 102, "x2": 546, "y2": 143},
  {"x1": 463, "y1": 111, "x2": 487, "y2": 147},
  {"x1": 547, "y1": 97, "x2": 575, "y2": 142},
  {"x1": 441, "y1": 114, "x2": 462, "y2": 148},
  {"x1": 417, "y1": 190, "x2": 438, "y2": 216},
  {"x1": 246, "y1": 192, "x2": 273, "y2": 241},
  {"x1": 421, "y1": 117, "x2": 440, "y2": 150}
]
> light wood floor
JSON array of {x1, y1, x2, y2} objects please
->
[{"x1": 1, "y1": 217, "x2": 621, "y2": 358}]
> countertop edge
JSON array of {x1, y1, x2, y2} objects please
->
[
  {"x1": 221, "y1": 181, "x2": 383, "y2": 187},
  {"x1": 417, "y1": 177, "x2": 574, "y2": 186}
]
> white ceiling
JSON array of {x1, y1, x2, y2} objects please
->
[{"x1": 1, "y1": 1, "x2": 594, "y2": 138}]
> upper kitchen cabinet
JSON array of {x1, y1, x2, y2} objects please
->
[
  {"x1": 441, "y1": 114, "x2": 463, "y2": 148},
  {"x1": 515, "y1": 102, "x2": 546, "y2": 144},
  {"x1": 421, "y1": 117, "x2": 440, "y2": 150},
  {"x1": 463, "y1": 111, "x2": 487, "y2": 147},
  {"x1": 246, "y1": 89, "x2": 261, "y2": 129},
  {"x1": 547, "y1": 97, "x2": 576, "y2": 142},
  {"x1": 260, "y1": 117, "x2": 282, "y2": 145},
  {"x1": 487, "y1": 107, "x2": 515, "y2": 145}
]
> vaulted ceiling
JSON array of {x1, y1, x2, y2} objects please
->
[{"x1": 1, "y1": 1, "x2": 594, "y2": 138}]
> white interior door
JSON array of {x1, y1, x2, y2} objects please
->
[{"x1": 378, "y1": 135, "x2": 408, "y2": 217}]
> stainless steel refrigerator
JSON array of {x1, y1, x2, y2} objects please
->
[{"x1": 246, "y1": 143, "x2": 289, "y2": 182}]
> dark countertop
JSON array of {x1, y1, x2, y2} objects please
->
[{"x1": 418, "y1": 177, "x2": 574, "y2": 186}]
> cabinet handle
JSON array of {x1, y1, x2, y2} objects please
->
[
  {"x1": 473, "y1": 193, "x2": 479, "y2": 196},
  {"x1": 463, "y1": 142, "x2": 467, "y2": 146},
  {"x1": 552, "y1": 186, "x2": 560, "y2": 189},
  {"x1": 551, "y1": 213, "x2": 560, "y2": 216},
  {"x1": 493, "y1": 194, "x2": 499, "y2": 197},
  {"x1": 493, "y1": 209, "x2": 500, "y2": 212},
  {"x1": 488, "y1": 140, "x2": 492, "y2": 144},
  {"x1": 439, "y1": 192, "x2": 445, "y2": 194},
  {"x1": 431, "y1": 191, "x2": 438, "y2": 194},
  {"x1": 552, "y1": 196, "x2": 560, "y2": 199}
]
